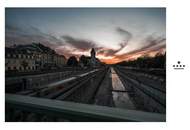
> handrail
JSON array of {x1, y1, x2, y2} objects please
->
[{"x1": 5, "y1": 94, "x2": 166, "y2": 122}]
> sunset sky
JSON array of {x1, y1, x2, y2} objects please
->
[{"x1": 5, "y1": 8, "x2": 166, "y2": 64}]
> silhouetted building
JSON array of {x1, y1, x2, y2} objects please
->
[
  {"x1": 79, "y1": 48, "x2": 101, "y2": 68},
  {"x1": 90, "y1": 48, "x2": 96, "y2": 67}
]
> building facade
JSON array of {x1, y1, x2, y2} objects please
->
[{"x1": 5, "y1": 43, "x2": 67, "y2": 72}]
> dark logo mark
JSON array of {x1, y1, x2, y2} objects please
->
[{"x1": 173, "y1": 61, "x2": 185, "y2": 69}]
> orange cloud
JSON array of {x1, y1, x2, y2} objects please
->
[{"x1": 98, "y1": 47, "x2": 166, "y2": 64}]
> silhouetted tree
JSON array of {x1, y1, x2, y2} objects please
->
[
  {"x1": 67, "y1": 56, "x2": 78, "y2": 66},
  {"x1": 79, "y1": 55, "x2": 88, "y2": 67},
  {"x1": 117, "y1": 52, "x2": 166, "y2": 69}
]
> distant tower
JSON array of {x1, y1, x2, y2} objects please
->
[
  {"x1": 90, "y1": 48, "x2": 96, "y2": 67},
  {"x1": 91, "y1": 48, "x2": 96, "y2": 59}
]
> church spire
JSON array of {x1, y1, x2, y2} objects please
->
[{"x1": 91, "y1": 48, "x2": 96, "y2": 58}]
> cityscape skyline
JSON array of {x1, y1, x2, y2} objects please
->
[{"x1": 6, "y1": 8, "x2": 166, "y2": 64}]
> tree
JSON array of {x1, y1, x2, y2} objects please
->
[
  {"x1": 79, "y1": 55, "x2": 88, "y2": 66},
  {"x1": 67, "y1": 56, "x2": 78, "y2": 66},
  {"x1": 116, "y1": 52, "x2": 166, "y2": 69}
]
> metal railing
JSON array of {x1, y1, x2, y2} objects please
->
[{"x1": 5, "y1": 94, "x2": 165, "y2": 122}]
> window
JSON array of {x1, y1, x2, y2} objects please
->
[
  {"x1": 18, "y1": 54, "x2": 21, "y2": 58},
  {"x1": 6, "y1": 54, "x2": 11, "y2": 58}
]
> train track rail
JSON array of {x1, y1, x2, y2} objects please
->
[
  {"x1": 17, "y1": 67, "x2": 109, "y2": 105},
  {"x1": 114, "y1": 66, "x2": 166, "y2": 112},
  {"x1": 16, "y1": 69, "x2": 100, "y2": 96},
  {"x1": 58, "y1": 68, "x2": 108, "y2": 104},
  {"x1": 117, "y1": 67, "x2": 166, "y2": 93},
  {"x1": 44, "y1": 71, "x2": 100, "y2": 99}
]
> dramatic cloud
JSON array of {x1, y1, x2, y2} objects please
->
[
  {"x1": 116, "y1": 27, "x2": 132, "y2": 45},
  {"x1": 6, "y1": 8, "x2": 166, "y2": 64},
  {"x1": 55, "y1": 46, "x2": 80, "y2": 59},
  {"x1": 5, "y1": 26, "x2": 165, "y2": 64},
  {"x1": 97, "y1": 27, "x2": 133, "y2": 57},
  {"x1": 110, "y1": 35, "x2": 166, "y2": 63},
  {"x1": 61, "y1": 35, "x2": 98, "y2": 51},
  {"x1": 142, "y1": 35, "x2": 166, "y2": 50},
  {"x1": 5, "y1": 25, "x2": 64, "y2": 48}
]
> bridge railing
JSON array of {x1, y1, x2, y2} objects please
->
[{"x1": 5, "y1": 94, "x2": 165, "y2": 122}]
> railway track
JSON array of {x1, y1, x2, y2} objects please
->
[
  {"x1": 117, "y1": 67, "x2": 166, "y2": 93},
  {"x1": 6, "y1": 68, "x2": 95, "y2": 93},
  {"x1": 17, "y1": 67, "x2": 109, "y2": 105},
  {"x1": 114, "y1": 66, "x2": 166, "y2": 113},
  {"x1": 16, "y1": 69, "x2": 100, "y2": 96},
  {"x1": 57, "y1": 68, "x2": 108, "y2": 104},
  {"x1": 5, "y1": 66, "x2": 166, "y2": 121}
]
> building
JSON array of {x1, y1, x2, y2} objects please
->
[
  {"x1": 5, "y1": 43, "x2": 67, "y2": 72},
  {"x1": 5, "y1": 47, "x2": 36, "y2": 72},
  {"x1": 53, "y1": 54, "x2": 67, "y2": 69},
  {"x1": 90, "y1": 48, "x2": 96, "y2": 67},
  {"x1": 79, "y1": 48, "x2": 101, "y2": 68}
]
